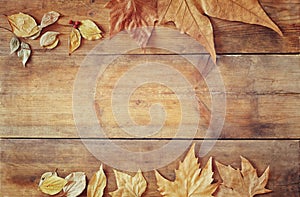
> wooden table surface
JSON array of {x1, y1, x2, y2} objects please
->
[{"x1": 0, "y1": 0, "x2": 299, "y2": 196}]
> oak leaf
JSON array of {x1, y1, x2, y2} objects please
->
[
  {"x1": 155, "y1": 144, "x2": 218, "y2": 197},
  {"x1": 78, "y1": 19, "x2": 103, "y2": 41},
  {"x1": 63, "y1": 172, "x2": 86, "y2": 197},
  {"x1": 38, "y1": 171, "x2": 67, "y2": 195},
  {"x1": 69, "y1": 28, "x2": 81, "y2": 54},
  {"x1": 87, "y1": 165, "x2": 107, "y2": 197},
  {"x1": 215, "y1": 156, "x2": 272, "y2": 197},
  {"x1": 109, "y1": 169, "x2": 147, "y2": 197},
  {"x1": 17, "y1": 42, "x2": 31, "y2": 67},
  {"x1": 9, "y1": 37, "x2": 20, "y2": 54},
  {"x1": 7, "y1": 12, "x2": 40, "y2": 37},
  {"x1": 105, "y1": 0, "x2": 158, "y2": 48}
]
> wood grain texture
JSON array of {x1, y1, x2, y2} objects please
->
[{"x1": 0, "y1": 139, "x2": 298, "y2": 197}]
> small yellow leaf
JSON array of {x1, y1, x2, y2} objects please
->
[
  {"x1": 87, "y1": 165, "x2": 107, "y2": 197},
  {"x1": 78, "y1": 20, "x2": 102, "y2": 41},
  {"x1": 40, "y1": 31, "x2": 60, "y2": 47},
  {"x1": 45, "y1": 38, "x2": 59, "y2": 50},
  {"x1": 109, "y1": 169, "x2": 147, "y2": 197},
  {"x1": 69, "y1": 28, "x2": 81, "y2": 54},
  {"x1": 7, "y1": 12, "x2": 39, "y2": 37},
  {"x1": 9, "y1": 37, "x2": 20, "y2": 54},
  {"x1": 63, "y1": 172, "x2": 86, "y2": 197},
  {"x1": 39, "y1": 172, "x2": 67, "y2": 195},
  {"x1": 40, "y1": 11, "x2": 60, "y2": 28},
  {"x1": 17, "y1": 42, "x2": 31, "y2": 67},
  {"x1": 28, "y1": 25, "x2": 42, "y2": 40}
]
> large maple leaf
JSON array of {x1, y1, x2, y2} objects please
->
[
  {"x1": 105, "y1": 0, "x2": 158, "y2": 48},
  {"x1": 215, "y1": 156, "x2": 272, "y2": 197},
  {"x1": 155, "y1": 144, "x2": 218, "y2": 197}
]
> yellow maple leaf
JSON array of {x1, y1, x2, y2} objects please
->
[
  {"x1": 215, "y1": 156, "x2": 272, "y2": 197},
  {"x1": 78, "y1": 19, "x2": 103, "y2": 41},
  {"x1": 87, "y1": 165, "x2": 107, "y2": 197},
  {"x1": 109, "y1": 169, "x2": 147, "y2": 197},
  {"x1": 155, "y1": 144, "x2": 218, "y2": 197}
]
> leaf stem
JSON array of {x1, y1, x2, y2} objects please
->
[{"x1": 0, "y1": 26, "x2": 13, "y2": 34}]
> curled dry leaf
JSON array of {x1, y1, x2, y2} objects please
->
[
  {"x1": 215, "y1": 156, "x2": 272, "y2": 197},
  {"x1": 29, "y1": 25, "x2": 42, "y2": 40},
  {"x1": 78, "y1": 19, "x2": 102, "y2": 41},
  {"x1": 7, "y1": 12, "x2": 39, "y2": 37},
  {"x1": 87, "y1": 165, "x2": 107, "y2": 197},
  {"x1": 38, "y1": 171, "x2": 67, "y2": 195},
  {"x1": 40, "y1": 11, "x2": 60, "y2": 28},
  {"x1": 40, "y1": 31, "x2": 60, "y2": 49},
  {"x1": 155, "y1": 144, "x2": 218, "y2": 197},
  {"x1": 69, "y1": 28, "x2": 81, "y2": 54},
  {"x1": 9, "y1": 37, "x2": 20, "y2": 54},
  {"x1": 17, "y1": 42, "x2": 31, "y2": 67},
  {"x1": 109, "y1": 169, "x2": 147, "y2": 197},
  {"x1": 63, "y1": 172, "x2": 86, "y2": 197}
]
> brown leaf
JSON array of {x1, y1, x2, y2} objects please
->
[
  {"x1": 105, "y1": 0, "x2": 157, "y2": 48},
  {"x1": 155, "y1": 144, "x2": 218, "y2": 197},
  {"x1": 9, "y1": 36, "x2": 20, "y2": 54},
  {"x1": 198, "y1": 0, "x2": 283, "y2": 36},
  {"x1": 69, "y1": 28, "x2": 81, "y2": 54},
  {"x1": 87, "y1": 165, "x2": 107, "y2": 197},
  {"x1": 159, "y1": 0, "x2": 216, "y2": 62},
  {"x1": 38, "y1": 172, "x2": 67, "y2": 195},
  {"x1": 17, "y1": 42, "x2": 31, "y2": 67},
  {"x1": 63, "y1": 172, "x2": 86, "y2": 197},
  {"x1": 215, "y1": 156, "x2": 272, "y2": 197},
  {"x1": 41, "y1": 11, "x2": 60, "y2": 28},
  {"x1": 109, "y1": 169, "x2": 147, "y2": 197},
  {"x1": 78, "y1": 19, "x2": 103, "y2": 41},
  {"x1": 7, "y1": 12, "x2": 40, "y2": 37}
]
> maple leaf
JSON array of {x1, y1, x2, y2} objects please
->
[
  {"x1": 109, "y1": 169, "x2": 147, "y2": 197},
  {"x1": 215, "y1": 156, "x2": 272, "y2": 197},
  {"x1": 155, "y1": 144, "x2": 218, "y2": 197},
  {"x1": 105, "y1": 0, "x2": 158, "y2": 48}
]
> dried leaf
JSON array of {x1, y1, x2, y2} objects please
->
[
  {"x1": 41, "y1": 11, "x2": 60, "y2": 28},
  {"x1": 7, "y1": 12, "x2": 40, "y2": 37},
  {"x1": 158, "y1": 0, "x2": 216, "y2": 62},
  {"x1": 45, "y1": 38, "x2": 59, "y2": 50},
  {"x1": 199, "y1": 0, "x2": 283, "y2": 36},
  {"x1": 215, "y1": 156, "x2": 272, "y2": 197},
  {"x1": 9, "y1": 37, "x2": 20, "y2": 54},
  {"x1": 63, "y1": 172, "x2": 86, "y2": 197},
  {"x1": 87, "y1": 165, "x2": 107, "y2": 197},
  {"x1": 105, "y1": 0, "x2": 157, "y2": 48},
  {"x1": 39, "y1": 172, "x2": 67, "y2": 195},
  {"x1": 155, "y1": 144, "x2": 218, "y2": 197},
  {"x1": 28, "y1": 25, "x2": 42, "y2": 40},
  {"x1": 69, "y1": 28, "x2": 81, "y2": 54},
  {"x1": 17, "y1": 42, "x2": 31, "y2": 67},
  {"x1": 109, "y1": 169, "x2": 147, "y2": 197},
  {"x1": 40, "y1": 31, "x2": 60, "y2": 47},
  {"x1": 78, "y1": 19, "x2": 102, "y2": 41}
]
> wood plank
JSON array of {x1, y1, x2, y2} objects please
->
[
  {"x1": 0, "y1": 139, "x2": 298, "y2": 196},
  {"x1": 0, "y1": 0, "x2": 299, "y2": 55},
  {"x1": 0, "y1": 55, "x2": 299, "y2": 138}
]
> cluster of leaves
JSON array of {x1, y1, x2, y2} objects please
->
[
  {"x1": 38, "y1": 144, "x2": 271, "y2": 197},
  {"x1": 105, "y1": 0, "x2": 283, "y2": 62}
]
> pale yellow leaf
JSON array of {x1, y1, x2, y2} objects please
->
[
  {"x1": 17, "y1": 42, "x2": 31, "y2": 67},
  {"x1": 69, "y1": 28, "x2": 81, "y2": 54},
  {"x1": 40, "y1": 11, "x2": 60, "y2": 28},
  {"x1": 28, "y1": 25, "x2": 42, "y2": 40},
  {"x1": 78, "y1": 19, "x2": 102, "y2": 41},
  {"x1": 45, "y1": 38, "x2": 59, "y2": 50},
  {"x1": 87, "y1": 165, "x2": 107, "y2": 197},
  {"x1": 7, "y1": 12, "x2": 39, "y2": 37},
  {"x1": 155, "y1": 144, "x2": 218, "y2": 197},
  {"x1": 63, "y1": 172, "x2": 86, "y2": 197},
  {"x1": 40, "y1": 31, "x2": 60, "y2": 47},
  {"x1": 215, "y1": 156, "x2": 272, "y2": 197},
  {"x1": 109, "y1": 169, "x2": 147, "y2": 197},
  {"x1": 9, "y1": 37, "x2": 20, "y2": 54},
  {"x1": 39, "y1": 172, "x2": 67, "y2": 195}
]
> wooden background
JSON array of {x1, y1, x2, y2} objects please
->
[{"x1": 0, "y1": 0, "x2": 299, "y2": 196}]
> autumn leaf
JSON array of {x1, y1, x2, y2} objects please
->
[
  {"x1": 78, "y1": 20, "x2": 103, "y2": 41},
  {"x1": 38, "y1": 171, "x2": 67, "y2": 195},
  {"x1": 215, "y1": 156, "x2": 272, "y2": 197},
  {"x1": 28, "y1": 26, "x2": 42, "y2": 40},
  {"x1": 69, "y1": 28, "x2": 81, "y2": 54},
  {"x1": 40, "y1": 11, "x2": 60, "y2": 28},
  {"x1": 109, "y1": 169, "x2": 147, "y2": 197},
  {"x1": 87, "y1": 165, "x2": 107, "y2": 197},
  {"x1": 40, "y1": 31, "x2": 60, "y2": 49},
  {"x1": 7, "y1": 12, "x2": 40, "y2": 37},
  {"x1": 198, "y1": 0, "x2": 283, "y2": 36},
  {"x1": 158, "y1": 0, "x2": 216, "y2": 61},
  {"x1": 17, "y1": 42, "x2": 31, "y2": 67},
  {"x1": 9, "y1": 37, "x2": 20, "y2": 54},
  {"x1": 63, "y1": 172, "x2": 86, "y2": 197},
  {"x1": 155, "y1": 144, "x2": 218, "y2": 197},
  {"x1": 105, "y1": 0, "x2": 158, "y2": 48}
]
